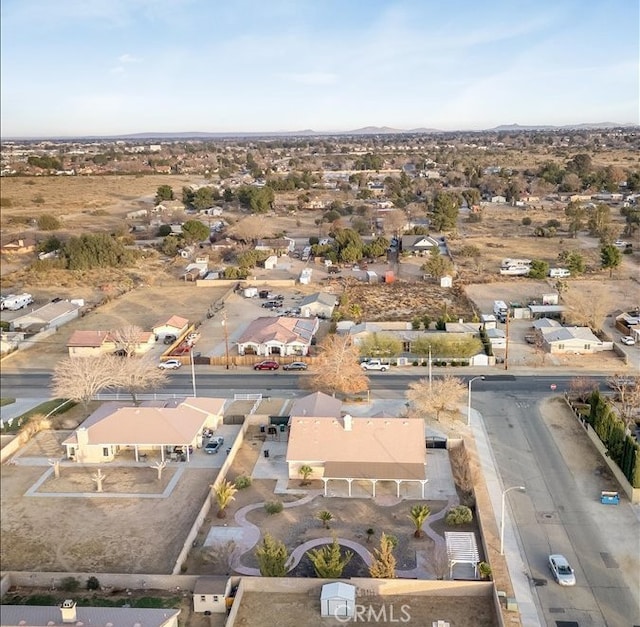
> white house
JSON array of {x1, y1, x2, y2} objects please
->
[
  {"x1": 263, "y1": 255, "x2": 278, "y2": 270},
  {"x1": 193, "y1": 577, "x2": 230, "y2": 614},
  {"x1": 299, "y1": 292, "x2": 338, "y2": 319},
  {"x1": 237, "y1": 317, "x2": 319, "y2": 356},
  {"x1": 540, "y1": 326, "x2": 609, "y2": 354},
  {"x1": 401, "y1": 235, "x2": 440, "y2": 255},
  {"x1": 9, "y1": 300, "x2": 81, "y2": 333}
]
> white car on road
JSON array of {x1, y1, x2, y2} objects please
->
[
  {"x1": 548, "y1": 554, "x2": 576, "y2": 586},
  {"x1": 158, "y1": 359, "x2": 182, "y2": 370},
  {"x1": 620, "y1": 336, "x2": 636, "y2": 346}
]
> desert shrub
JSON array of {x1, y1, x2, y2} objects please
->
[
  {"x1": 445, "y1": 505, "x2": 473, "y2": 526},
  {"x1": 37, "y1": 213, "x2": 61, "y2": 230},
  {"x1": 264, "y1": 500, "x2": 283, "y2": 514},
  {"x1": 90, "y1": 209, "x2": 109, "y2": 216},
  {"x1": 235, "y1": 475, "x2": 252, "y2": 489},
  {"x1": 60, "y1": 577, "x2": 80, "y2": 592},
  {"x1": 522, "y1": 216, "x2": 532, "y2": 226},
  {"x1": 86, "y1": 576, "x2": 100, "y2": 590}
]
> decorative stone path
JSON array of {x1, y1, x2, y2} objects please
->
[{"x1": 230, "y1": 491, "x2": 460, "y2": 579}]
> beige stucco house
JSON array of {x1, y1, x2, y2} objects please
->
[
  {"x1": 540, "y1": 325, "x2": 609, "y2": 354},
  {"x1": 286, "y1": 414, "x2": 427, "y2": 498},
  {"x1": 62, "y1": 397, "x2": 225, "y2": 463},
  {"x1": 66, "y1": 329, "x2": 156, "y2": 357},
  {"x1": 153, "y1": 315, "x2": 189, "y2": 340}
]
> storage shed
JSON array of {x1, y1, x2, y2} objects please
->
[{"x1": 320, "y1": 582, "x2": 356, "y2": 618}]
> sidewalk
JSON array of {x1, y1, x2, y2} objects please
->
[{"x1": 0, "y1": 398, "x2": 48, "y2": 427}]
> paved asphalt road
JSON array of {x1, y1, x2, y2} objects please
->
[
  {"x1": 475, "y1": 390, "x2": 640, "y2": 626},
  {"x1": 0, "y1": 371, "x2": 612, "y2": 399}
]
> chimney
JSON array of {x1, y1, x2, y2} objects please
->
[
  {"x1": 60, "y1": 599, "x2": 77, "y2": 623},
  {"x1": 343, "y1": 414, "x2": 352, "y2": 431},
  {"x1": 76, "y1": 427, "x2": 89, "y2": 446}
]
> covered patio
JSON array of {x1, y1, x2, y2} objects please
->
[{"x1": 322, "y1": 461, "x2": 428, "y2": 498}]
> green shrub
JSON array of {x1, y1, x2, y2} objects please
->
[
  {"x1": 522, "y1": 216, "x2": 532, "y2": 226},
  {"x1": 445, "y1": 505, "x2": 473, "y2": 526},
  {"x1": 264, "y1": 500, "x2": 283, "y2": 514},
  {"x1": 86, "y1": 576, "x2": 100, "y2": 590},
  {"x1": 60, "y1": 576, "x2": 80, "y2": 592},
  {"x1": 412, "y1": 360, "x2": 419, "y2": 366},
  {"x1": 235, "y1": 475, "x2": 252, "y2": 489}
]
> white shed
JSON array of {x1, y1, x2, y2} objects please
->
[
  {"x1": 264, "y1": 255, "x2": 278, "y2": 270},
  {"x1": 320, "y1": 582, "x2": 356, "y2": 618}
]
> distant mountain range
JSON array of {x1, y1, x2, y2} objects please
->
[
  {"x1": 113, "y1": 122, "x2": 637, "y2": 140},
  {"x1": 4, "y1": 122, "x2": 637, "y2": 141}
]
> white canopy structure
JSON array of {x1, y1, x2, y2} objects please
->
[{"x1": 445, "y1": 531, "x2": 480, "y2": 579}]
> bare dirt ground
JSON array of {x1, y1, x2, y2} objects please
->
[{"x1": 0, "y1": 449, "x2": 216, "y2": 573}]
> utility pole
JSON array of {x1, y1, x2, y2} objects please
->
[
  {"x1": 222, "y1": 309, "x2": 230, "y2": 370},
  {"x1": 504, "y1": 309, "x2": 510, "y2": 371},
  {"x1": 428, "y1": 345, "x2": 432, "y2": 389}
]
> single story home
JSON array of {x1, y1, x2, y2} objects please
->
[
  {"x1": 9, "y1": 300, "x2": 81, "y2": 333},
  {"x1": 400, "y1": 235, "x2": 440, "y2": 255},
  {"x1": 288, "y1": 391, "x2": 342, "y2": 418},
  {"x1": 254, "y1": 237, "x2": 295, "y2": 255},
  {"x1": 67, "y1": 329, "x2": 156, "y2": 357},
  {"x1": 540, "y1": 326, "x2": 609, "y2": 354},
  {"x1": 485, "y1": 327, "x2": 506, "y2": 349},
  {"x1": 237, "y1": 317, "x2": 319, "y2": 356},
  {"x1": 0, "y1": 237, "x2": 36, "y2": 254},
  {"x1": 299, "y1": 292, "x2": 338, "y2": 319},
  {"x1": 153, "y1": 315, "x2": 189, "y2": 340},
  {"x1": 62, "y1": 397, "x2": 225, "y2": 463},
  {"x1": 0, "y1": 600, "x2": 180, "y2": 627},
  {"x1": 193, "y1": 577, "x2": 231, "y2": 614},
  {"x1": 286, "y1": 414, "x2": 427, "y2": 498}
]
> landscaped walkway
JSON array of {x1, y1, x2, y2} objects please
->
[{"x1": 229, "y1": 491, "x2": 459, "y2": 578}]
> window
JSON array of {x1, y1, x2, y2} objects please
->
[
  {"x1": 103, "y1": 447, "x2": 109, "y2": 457},
  {"x1": 557, "y1": 344, "x2": 564, "y2": 350},
  {"x1": 200, "y1": 595, "x2": 206, "y2": 602},
  {"x1": 584, "y1": 344, "x2": 590, "y2": 350},
  {"x1": 213, "y1": 595, "x2": 219, "y2": 602}
]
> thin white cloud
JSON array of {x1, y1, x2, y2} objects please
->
[
  {"x1": 118, "y1": 53, "x2": 142, "y2": 64},
  {"x1": 281, "y1": 72, "x2": 337, "y2": 86}
]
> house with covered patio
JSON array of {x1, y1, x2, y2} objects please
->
[
  {"x1": 62, "y1": 397, "x2": 225, "y2": 463},
  {"x1": 286, "y1": 413, "x2": 427, "y2": 498}
]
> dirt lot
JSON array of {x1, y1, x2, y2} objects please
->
[{"x1": 0, "y1": 436, "x2": 216, "y2": 573}]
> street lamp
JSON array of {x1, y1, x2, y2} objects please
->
[
  {"x1": 467, "y1": 376, "x2": 485, "y2": 426},
  {"x1": 189, "y1": 348, "x2": 197, "y2": 398},
  {"x1": 500, "y1": 486, "x2": 526, "y2": 556}
]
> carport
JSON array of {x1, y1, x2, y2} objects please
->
[{"x1": 322, "y1": 461, "x2": 427, "y2": 498}]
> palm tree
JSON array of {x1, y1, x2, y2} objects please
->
[
  {"x1": 316, "y1": 510, "x2": 334, "y2": 529},
  {"x1": 298, "y1": 465, "x2": 313, "y2": 486},
  {"x1": 213, "y1": 479, "x2": 238, "y2": 519},
  {"x1": 408, "y1": 504, "x2": 430, "y2": 538}
]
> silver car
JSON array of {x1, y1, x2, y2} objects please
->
[{"x1": 548, "y1": 554, "x2": 576, "y2": 586}]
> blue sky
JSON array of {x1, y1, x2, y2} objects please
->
[{"x1": 1, "y1": 0, "x2": 638, "y2": 137}]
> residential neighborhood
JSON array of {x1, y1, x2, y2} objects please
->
[{"x1": 1, "y1": 128, "x2": 639, "y2": 627}]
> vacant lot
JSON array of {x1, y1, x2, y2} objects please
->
[{"x1": 0, "y1": 455, "x2": 214, "y2": 574}]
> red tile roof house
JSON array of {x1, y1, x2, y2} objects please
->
[
  {"x1": 237, "y1": 316, "x2": 319, "y2": 356},
  {"x1": 286, "y1": 414, "x2": 427, "y2": 498},
  {"x1": 66, "y1": 329, "x2": 156, "y2": 357},
  {"x1": 62, "y1": 397, "x2": 225, "y2": 463},
  {"x1": 152, "y1": 315, "x2": 189, "y2": 340}
]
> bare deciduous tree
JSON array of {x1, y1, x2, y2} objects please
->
[
  {"x1": 606, "y1": 375, "x2": 640, "y2": 428},
  {"x1": 562, "y1": 285, "x2": 613, "y2": 330},
  {"x1": 306, "y1": 335, "x2": 369, "y2": 397},
  {"x1": 110, "y1": 325, "x2": 145, "y2": 357},
  {"x1": 150, "y1": 460, "x2": 167, "y2": 480},
  {"x1": 201, "y1": 540, "x2": 240, "y2": 575},
  {"x1": 92, "y1": 469, "x2": 106, "y2": 492},
  {"x1": 51, "y1": 356, "x2": 121, "y2": 409},
  {"x1": 568, "y1": 377, "x2": 598, "y2": 402},
  {"x1": 115, "y1": 356, "x2": 168, "y2": 405},
  {"x1": 406, "y1": 375, "x2": 466, "y2": 422},
  {"x1": 382, "y1": 209, "x2": 407, "y2": 237}
]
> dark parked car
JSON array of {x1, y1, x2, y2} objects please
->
[
  {"x1": 254, "y1": 360, "x2": 279, "y2": 370},
  {"x1": 163, "y1": 335, "x2": 177, "y2": 345},
  {"x1": 283, "y1": 361, "x2": 308, "y2": 371},
  {"x1": 261, "y1": 301, "x2": 280, "y2": 309}
]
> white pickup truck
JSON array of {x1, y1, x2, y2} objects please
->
[{"x1": 361, "y1": 359, "x2": 389, "y2": 372}]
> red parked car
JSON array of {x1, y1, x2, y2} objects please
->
[{"x1": 253, "y1": 360, "x2": 279, "y2": 371}]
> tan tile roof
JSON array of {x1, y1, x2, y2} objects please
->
[
  {"x1": 286, "y1": 416, "x2": 426, "y2": 467},
  {"x1": 154, "y1": 315, "x2": 189, "y2": 330},
  {"x1": 63, "y1": 397, "x2": 224, "y2": 447},
  {"x1": 238, "y1": 317, "x2": 316, "y2": 345},
  {"x1": 67, "y1": 330, "x2": 113, "y2": 347},
  {"x1": 324, "y1": 460, "x2": 425, "y2": 480}
]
